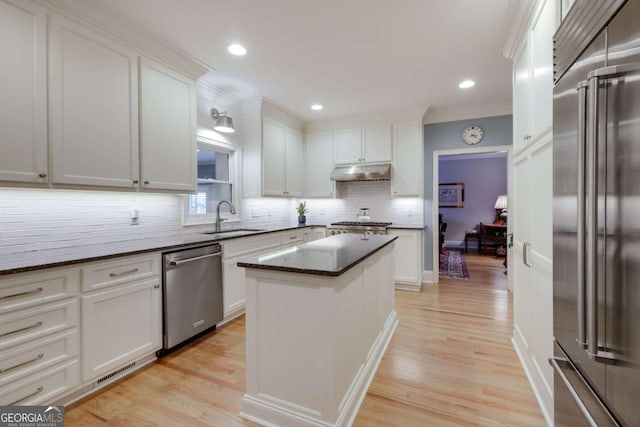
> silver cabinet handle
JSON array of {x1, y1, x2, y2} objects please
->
[
  {"x1": 169, "y1": 252, "x2": 222, "y2": 266},
  {"x1": 288, "y1": 236, "x2": 297, "y2": 240},
  {"x1": 9, "y1": 386, "x2": 44, "y2": 406},
  {"x1": 522, "y1": 242, "x2": 532, "y2": 268},
  {"x1": 144, "y1": 180, "x2": 149, "y2": 185},
  {"x1": 38, "y1": 172, "x2": 47, "y2": 178},
  {"x1": 0, "y1": 353, "x2": 43, "y2": 373},
  {"x1": 0, "y1": 287, "x2": 43, "y2": 301},
  {"x1": 0, "y1": 321, "x2": 43, "y2": 337},
  {"x1": 109, "y1": 268, "x2": 139, "y2": 278},
  {"x1": 153, "y1": 284, "x2": 160, "y2": 289},
  {"x1": 133, "y1": 180, "x2": 139, "y2": 184},
  {"x1": 548, "y1": 357, "x2": 598, "y2": 427},
  {"x1": 576, "y1": 80, "x2": 588, "y2": 348}
]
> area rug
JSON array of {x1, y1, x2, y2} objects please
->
[{"x1": 439, "y1": 248, "x2": 470, "y2": 279}]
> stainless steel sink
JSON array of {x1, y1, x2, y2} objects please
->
[{"x1": 200, "y1": 229, "x2": 265, "y2": 239}]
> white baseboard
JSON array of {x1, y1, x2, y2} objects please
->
[
  {"x1": 395, "y1": 281, "x2": 421, "y2": 292},
  {"x1": 240, "y1": 311, "x2": 398, "y2": 427},
  {"x1": 422, "y1": 270, "x2": 435, "y2": 284},
  {"x1": 511, "y1": 333, "x2": 553, "y2": 427}
]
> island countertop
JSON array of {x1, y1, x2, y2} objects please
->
[{"x1": 237, "y1": 234, "x2": 397, "y2": 277}]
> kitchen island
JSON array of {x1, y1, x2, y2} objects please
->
[{"x1": 237, "y1": 234, "x2": 398, "y2": 427}]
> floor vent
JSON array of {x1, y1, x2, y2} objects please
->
[{"x1": 96, "y1": 362, "x2": 136, "y2": 385}]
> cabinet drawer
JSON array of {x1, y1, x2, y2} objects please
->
[
  {"x1": 0, "y1": 299, "x2": 79, "y2": 350},
  {"x1": 0, "y1": 329, "x2": 78, "y2": 387},
  {"x1": 222, "y1": 234, "x2": 281, "y2": 259},
  {"x1": 0, "y1": 358, "x2": 79, "y2": 406},
  {"x1": 281, "y1": 229, "x2": 304, "y2": 246},
  {"x1": 0, "y1": 268, "x2": 79, "y2": 315},
  {"x1": 81, "y1": 254, "x2": 160, "y2": 292}
]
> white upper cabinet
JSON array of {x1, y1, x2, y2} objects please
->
[
  {"x1": 0, "y1": 0, "x2": 48, "y2": 184},
  {"x1": 391, "y1": 121, "x2": 422, "y2": 197},
  {"x1": 284, "y1": 127, "x2": 304, "y2": 197},
  {"x1": 305, "y1": 130, "x2": 335, "y2": 198},
  {"x1": 50, "y1": 15, "x2": 140, "y2": 188},
  {"x1": 334, "y1": 125, "x2": 392, "y2": 164},
  {"x1": 513, "y1": 0, "x2": 557, "y2": 155},
  {"x1": 139, "y1": 59, "x2": 196, "y2": 192},
  {"x1": 262, "y1": 116, "x2": 286, "y2": 196},
  {"x1": 530, "y1": 0, "x2": 555, "y2": 136},
  {"x1": 363, "y1": 124, "x2": 392, "y2": 163},
  {"x1": 513, "y1": 39, "x2": 532, "y2": 153},
  {"x1": 334, "y1": 128, "x2": 362, "y2": 164},
  {"x1": 262, "y1": 115, "x2": 304, "y2": 197}
]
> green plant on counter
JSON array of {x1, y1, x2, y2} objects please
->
[{"x1": 296, "y1": 201, "x2": 309, "y2": 215}]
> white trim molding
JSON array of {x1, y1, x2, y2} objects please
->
[
  {"x1": 498, "y1": 0, "x2": 539, "y2": 60},
  {"x1": 423, "y1": 102, "x2": 512, "y2": 125}
]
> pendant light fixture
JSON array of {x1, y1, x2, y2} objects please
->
[{"x1": 210, "y1": 108, "x2": 235, "y2": 133}]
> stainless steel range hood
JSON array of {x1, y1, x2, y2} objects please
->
[{"x1": 329, "y1": 164, "x2": 391, "y2": 182}]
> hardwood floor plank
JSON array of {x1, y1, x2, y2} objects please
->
[{"x1": 66, "y1": 253, "x2": 544, "y2": 426}]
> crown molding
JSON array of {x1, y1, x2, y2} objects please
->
[
  {"x1": 498, "y1": 0, "x2": 539, "y2": 60},
  {"x1": 423, "y1": 102, "x2": 512, "y2": 125},
  {"x1": 304, "y1": 105, "x2": 428, "y2": 132},
  {"x1": 36, "y1": 0, "x2": 210, "y2": 80}
]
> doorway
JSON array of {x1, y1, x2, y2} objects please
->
[{"x1": 432, "y1": 145, "x2": 512, "y2": 289}]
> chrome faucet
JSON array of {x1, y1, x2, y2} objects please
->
[{"x1": 215, "y1": 200, "x2": 236, "y2": 232}]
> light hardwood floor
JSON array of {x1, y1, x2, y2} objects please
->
[{"x1": 66, "y1": 253, "x2": 544, "y2": 426}]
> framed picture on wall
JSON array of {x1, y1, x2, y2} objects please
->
[{"x1": 439, "y1": 182, "x2": 465, "y2": 208}]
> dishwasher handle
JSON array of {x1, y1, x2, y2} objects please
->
[{"x1": 168, "y1": 252, "x2": 222, "y2": 266}]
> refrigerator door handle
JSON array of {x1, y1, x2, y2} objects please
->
[
  {"x1": 585, "y1": 72, "x2": 617, "y2": 364},
  {"x1": 549, "y1": 357, "x2": 599, "y2": 427},
  {"x1": 576, "y1": 80, "x2": 588, "y2": 349},
  {"x1": 587, "y1": 61, "x2": 640, "y2": 80}
]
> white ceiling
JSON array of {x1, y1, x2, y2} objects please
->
[{"x1": 89, "y1": 0, "x2": 513, "y2": 123}]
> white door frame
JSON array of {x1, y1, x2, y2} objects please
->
[{"x1": 432, "y1": 144, "x2": 513, "y2": 290}]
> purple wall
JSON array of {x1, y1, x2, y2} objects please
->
[{"x1": 438, "y1": 154, "x2": 507, "y2": 247}]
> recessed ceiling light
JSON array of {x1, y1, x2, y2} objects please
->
[
  {"x1": 311, "y1": 104, "x2": 323, "y2": 111},
  {"x1": 459, "y1": 80, "x2": 475, "y2": 89},
  {"x1": 227, "y1": 44, "x2": 247, "y2": 56}
]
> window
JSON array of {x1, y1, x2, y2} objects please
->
[{"x1": 184, "y1": 139, "x2": 238, "y2": 225}]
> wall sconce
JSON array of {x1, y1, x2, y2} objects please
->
[
  {"x1": 210, "y1": 108, "x2": 235, "y2": 133},
  {"x1": 494, "y1": 195, "x2": 508, "y2": 224}
]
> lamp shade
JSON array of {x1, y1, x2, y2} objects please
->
[
  {"x1": 214, "y1": 115, "x2": 235, "y2": 133},
  {"x1": 494, "y1": 195, "x2": 508, "y2": 210}
]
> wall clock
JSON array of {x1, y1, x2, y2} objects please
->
[{"x1": 462, "y1": 126, "x2": 484, "y2": 145}]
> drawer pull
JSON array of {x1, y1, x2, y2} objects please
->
[
  {"x1": 0, "y1": 287, "x2": 43, "y2": 301},
  {"x1": 109, "y1": 268, "x2": 139, "y2": 278},
  {"x1": 0, "y1": 353, "x2": 44, "y2": 373},
  {"x1": 0, "y1": 321, "x2": 43, "y2": 337},
  {"x1": 9, "y1": 386, "x2": 44, "y2": 405},
  {"x1": 289, "y1": 236, "x2": 298, "y2": 240}
]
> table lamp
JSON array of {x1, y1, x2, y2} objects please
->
[{"x1": 494, "y1": 195, "x2": 508, "y2": 224}]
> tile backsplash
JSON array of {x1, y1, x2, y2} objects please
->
[{"x1": 0, "y1": 181, "x2": 422, "y2": 255}]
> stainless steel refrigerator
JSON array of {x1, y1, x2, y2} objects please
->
[{"x1": 553, "y1": 0, "x2": 640, "y2": 425}]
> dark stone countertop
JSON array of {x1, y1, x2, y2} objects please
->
[
  {"x1": 0, "y1": 224, "x2": 326, "y2": 276},
  {"x1": 237, "y1": 234, "x2": 397, "y2": 277}
]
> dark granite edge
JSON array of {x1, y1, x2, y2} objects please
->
[
  {"x1": 387, "y1": 225, "x2": 426, "y2": 230},
  {"x1": 0, "y1": 224, "x2": 328, "y2": 276},
  {"x1": 238, "y1": 236, "x2": 398, "y2": 277}
]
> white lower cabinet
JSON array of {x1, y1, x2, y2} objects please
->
[
  {"x1": 303, "y1": 227, "x2": 326, "y2": 242},
  {"x1": 81, "y1": 277, "x2": 161, "y2": 382},
  {"x1": 0, "y1": 359, "x2": 79, "y2": 406},
  {"x1": 388, "y1": 229, "x2": 424, "y2": 290}
]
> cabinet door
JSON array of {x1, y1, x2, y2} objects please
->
[
  {"x1": 334, "y1": 128, "x2": 362, "y2": 164},
  {"x1": 513, "y1": 39, "x2": 532, "y2": 153},
  {"x1": 305, "y1": 131, "x2": 335, "y2": 197},
  {"x1": 81, "y1": 278, "x2": 161, "y2": 381},
  {"x1": 284, "y1": 127, "x2": 304, "y2": 197},
  {"x1": 222, "y1": 258, "x2": 247, "y2": 318},
  {"x1": 390, "y1": 230, "x2": 421, "y2": 284},
  {"x1": 262, "y1": 116, "x2": 286, "y2": 196},
  {"x1": 530, "y1": 0, "x2": 556, "y2": 137},
  {"x1": 140, "y1": 59, "x2": 196, "y2": 192},
  {"x1": 50, "y1": 15, "x2": 139, "y2": 188},
  {"x1": 362, "y1": 124, "x2": 392, "y2": 163},
  {"x1": 0, "y1": 0, "x2": 47, "y2": 184},
  {"x1": 391, "y1": 121, "x2": 422, "y2": 196}
]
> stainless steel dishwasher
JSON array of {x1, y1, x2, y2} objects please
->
[{"x1": 162, "y1": 243, "x2": 223, "y2": 351}]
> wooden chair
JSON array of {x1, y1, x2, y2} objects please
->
[{"x1": 480, "y1": 222, "x2": 507, "y2": 255}]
